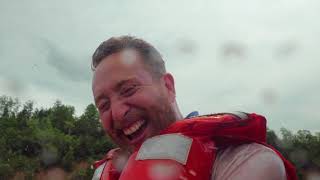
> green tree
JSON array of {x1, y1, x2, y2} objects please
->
[
  {"x1": 49, "y1": 100, "x2": 76, "y2": 135},
  {"x1": 73, "y1": 104, "x2": 115, "y2": 161}
]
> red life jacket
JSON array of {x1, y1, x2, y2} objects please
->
[{"x1": 93, "y1": 113, "x2": 297, "y2": 180}]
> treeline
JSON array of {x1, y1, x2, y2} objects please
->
[
  {"x1": 267, "y1": 128, "x2": 320, "y2": 179},
  {"x1": 0, "y1": 95, "x2": 319, "y2": 179},
  {"x1": 0, "y1": 95, "x2": 115, "y2": 179}
]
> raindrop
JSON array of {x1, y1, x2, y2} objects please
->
[
  {"x1": 112, "y1": 151, "x2": 130, "y2": 172},
  {"x1": 176, "y1": 38, "x2": 197, "y2": 55},
  {"x1": 188, "y1": 169, "x2": 197, "y2": 176},
  {"x1": 6, "y1": 78, "x2": 25, "y2": 96},
  {"x1": 149, "y1": 163, "x2": 181, "y2": 180},
  {"x1": 274, "y1": 41, "x2": 298, "y2": 58},
  {"x1": 220, "y1": 42, "x2": 247, "y2": 60},
  {"x1": 305, "y1": 171, "x2": 320, "y2": 180},
  {"x1": 120, "y1": 50, "x2": 137, "y2": 66},
  {"x1": 289, "y1": 149, "x2": 308, "y2": 167},
  {"x1": 179, "y1": 175, "x2": 188, "y2": 180},
  {"x1": 261, "y1": 88, "x2": 277, "y2": 105},
  {"x1": 40, "y1": 148, "x2": 59, "y2": 166},
  {"x1": 32, "y1": 64, "x2": 39, "y2": 71}
]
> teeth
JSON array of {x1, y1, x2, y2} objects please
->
[{"x1": 123, "y1": 120, "x2": 144, "y2": 136}]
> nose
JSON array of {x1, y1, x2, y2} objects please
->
[{"x1": 110, "y1": 99, "x2": 130, "y2": 126}]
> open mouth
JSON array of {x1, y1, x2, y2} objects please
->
[{"x1": 122, "y1": 119, "x2": 148, "y2": 142}]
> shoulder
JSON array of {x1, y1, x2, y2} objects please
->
[{"x1": 212, "y1": 143, "x2": 286, "y2": 180}]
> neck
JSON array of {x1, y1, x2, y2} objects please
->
[{"x1": 172, "y1": 102, "x2": 183, "y2": 121}]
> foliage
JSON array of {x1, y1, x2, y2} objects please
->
[
  {"x1": 267, "y1": 128, "x2": 320, "y2": 179},
  {"x1": 0, "y1": 95, "x2": 115, "y2": 179},
  {"x1": 0, "y1": 95, "x2": 319, "y2": 179}
]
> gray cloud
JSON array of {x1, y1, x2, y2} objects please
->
[
  {"x1": 1, "y1": 0, "x2": 320, "y2": 132},
  {"x1": 41, "y1": 39, "x2": 91, "y2": 83}
]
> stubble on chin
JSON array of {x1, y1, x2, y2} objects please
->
[
  {"x1": 110, "y1": 99, "x2": 176, "y2": 154},
  {"x1": 152, "y1": 103, "x2": 177, "y2": 134}
]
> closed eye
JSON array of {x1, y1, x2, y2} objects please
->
[
  {"x1": 120, "y1": 84, "x2": 138, "y2": 97},
  {"x1": 98, "y1": 100, "x2": 110, "y2": 112}
]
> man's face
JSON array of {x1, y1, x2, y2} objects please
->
[{"x1": 92, "y1": 50, "x2": 176, "y2": 151}]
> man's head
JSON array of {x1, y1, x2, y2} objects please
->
[
  {"x1": 92, "y1": 36, "x2": 182, "y2": 151},
  {"x1": 92, "y1": 36, "x2": 165, "y2": 78}
]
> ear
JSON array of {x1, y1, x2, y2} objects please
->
[{"x1": 162, "y1": 73, "x2": 176, "y2": 102}]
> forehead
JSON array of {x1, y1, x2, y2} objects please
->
[{"x1": 92, "y1": 50, "x2": 152, "y2": 94}]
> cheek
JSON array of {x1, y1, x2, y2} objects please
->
[
  {"x1": 135, "y1": 89, "x2": 165, "y2": 107},
  {"x1": 100, "y1": 112, "x2": 112, "y2": 132}
]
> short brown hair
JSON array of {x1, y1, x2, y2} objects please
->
[{"x1": 92, "y1": 36, "x2": 166, "y2": 78}]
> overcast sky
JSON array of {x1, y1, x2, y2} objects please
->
[{"x1": 1, "y1": 0, "x2": 319, "y2": 133}]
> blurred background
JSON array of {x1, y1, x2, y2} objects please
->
[{"x1": 0, "y1": 0, "x2": 319, "y2": 179}]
